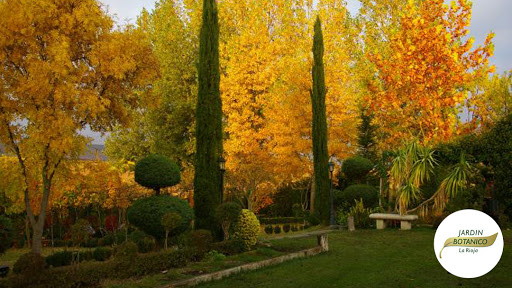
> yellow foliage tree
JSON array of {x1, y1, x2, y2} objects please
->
[{"x1": 0, "y1": 0, "x2": 157, "y2": 254}]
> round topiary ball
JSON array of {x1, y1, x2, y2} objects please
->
[
  {"x1": 335, "y1": 184, "x2": 379, "y2": 209},
  {"x1": 341, "y1": 156, "x2": 373, "y2": 182},
  {"x1": 127, "y1": 195, "x2": 194, "y2": 240},
  {"x1": 13, "y1": 252, "x2": 46, "y2": 275},
  {"x1": 233, "y1": 209, "x2": 260, "y2": 250},
  {"x1": 134, "y1": 154, "x2": 181, "y2": 194}
]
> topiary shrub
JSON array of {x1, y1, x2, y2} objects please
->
[
  {"x1": 187, "y1": 229, "x2": 213, "y2": 255},
  {"x1": 115, "y1": 241, "x2": 138, "y2": 259},
  {"x1": 134, "y1": 154, "x2": 181, "y2": 195},
  {"x1": 0, "y1": 215, "x2": 13, "y2": 255},
  {"x1": 127, "y1": 195, "x2": 193, "y2": 240},
  {"x1": 264, "y1": 225, "x2": 273, "y2": 234},
  {"x1": 70, "y1": 219, "x2": 92, "y2": 247},
  {"x1": 335, "y1": 184, "x2": 379, "y2": 211},
  {"x1": 342, "y1": 156, "x2": 373, "y2": 182},
  {"x1": 101, "y1": 230, "x2": 126, "y2": 246},
  {"x1": 233, "y1": 209, "x2": 260, "y2": 250},
  {"x1": 129, "y1": 230, "x2": 156, "y2": 253},
  {"x1": 215, "y1": 202, "x2": 242, "y2": 240},
  {"x1": 46, "y1": 250, "x2": 72, "y2": 267},
  {"x1": 93, "y1": 247, "x2": 112, "y2": 261},
  {"x1": 161, "y1": 212, "x2": 182, "y2": 250},
  {"x1": 283, "y1": 224, "x2": 290, "y2": 233},
  {"x1": 273, "y1": 225, "x2": 281, "y2": 234},
  {"x1": 13, "y1": 252, "x2": 46, "y2": 275}
]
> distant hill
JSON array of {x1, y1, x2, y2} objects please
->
[{"x1": 0, "y1": 143, "x2": 108, "y2": 161}]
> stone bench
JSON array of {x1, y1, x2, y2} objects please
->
[{"x1": 369, "y1": 213, "x2": 418, "y2": 230}]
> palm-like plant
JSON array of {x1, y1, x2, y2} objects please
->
[{"x1": 388, "y1": 141, "x2": 471, "y2": 215}]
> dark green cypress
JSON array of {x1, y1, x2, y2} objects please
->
[
  {"x1": 311, "y1": 17, "x2": 330, "y2": 224},
  {"x1": 194, "y1": 0, "x2": 223, "y2": 232}
]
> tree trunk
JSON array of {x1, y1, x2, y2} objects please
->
[
  {"x1": 165, "y1": 231, "x2": 169, "y2": 250},
  {"x1": 310, "y1": 174, "x2": 316, "y2": 212},
  {"x1": 31, "y1": 220, "x2": 44, "y2": 254},
  {"x1": 25, "y1": 215, "x2": 31, "y2": 248}
]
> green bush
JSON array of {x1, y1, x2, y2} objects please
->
[
  {"x1": 335, "y1": 184, "x2": 379, "y2": 211},
  {"x1": 264, "y1": 225, "x2": 273, "y2": 234},
  {"x1": 129, "y1": 230, "x2": 156, "y2": 253},
  {"x1": 306, "y1": 212, "x2": 321, "y2": 226},
  {"x1": 4, "y1": 248, "x2": 197, "y2": 288},
  {"x1": 335, "y1": 208, "x2": 348, "y2": 226},
  {"x1": 46, "y1": 250, "x2": 72, "y2": 267},
  {"x1": 292, "y1": 203, "x2": 304, "y2": 217},
  {"x1": 187, "y1": 229, "x2": 213, "y2": 255},
  {"x1": 342, "y1": 156, "x2": 373, "y2": 182},
  {"x1": 348, "y1": 199, "x2": 374, "y2": 229},
  {"x1": 93, "y1": 247, "x2": 112, "y2": 261},
  {"x1": 84, "y1": 237, "x2": 98, "y2": 248},
  {"x1": 205, "y1": 250, "x2": 226, "y2": 262},
  {"x1": 127, "y1": 195, "x2": 193, "y2": 239},
  {"x1": 283, "y1": 224, "x2": 290, "y2": 233},
  {"x1": 210, "y1": 239, "x2": 247, "y2": 256},
  {"x1": 161, "y1": 211, "x2": 182, "y2": 250},
  {"x1": 233, "y1": 209, "x2": 260, "y2": 250},
  {"x1": 115, "y1": 241, "x2": 138, "y2": 259},
  {"x1": 134, "y1": 154, "x2": 180, "y2": 194},
  {"x1": 13, "y1": 252, "x2": 46, "y2": 275},
  {"x1": 273, "y1": 225, "x2": 281, "y2": 234},
  {"x1": 70, "y1": 219, "x2": 91, "y2": 247},
  {"x1": 100, "y1": 230, "x2": 126, "y2": 246},
  {"x1": 0, "y1": 216, "x2": 13, "y2": 255}
]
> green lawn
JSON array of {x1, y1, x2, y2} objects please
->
[{"x1": 196, "y1": 228, "x2": 512, "y2": 288}]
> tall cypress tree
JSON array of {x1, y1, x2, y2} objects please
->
[
  {"x1": 194, "y1": 0, "x2": 223, "y2": 232},
  {"x1": 311, "y1": 17, "x2": 330, "y2": 224},
  {"x1": 357, "y1": 107, "x2": 378, "y2": 163}
]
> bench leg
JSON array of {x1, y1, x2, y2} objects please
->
[
  {"x1": 400, "y1": 220, "x2": 412, "y2": 230},
  {"x1": 376, "y1": 219, "x2": 387, "y2": 229}
]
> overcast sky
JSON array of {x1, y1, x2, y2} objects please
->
[{"x1": 87, "y1": 0, "x2": 512, "y2": 144}]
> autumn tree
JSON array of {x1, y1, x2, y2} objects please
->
[
  {"x1": 466, "y1": 70, "x2": 512, "y2": 130},
  {"x1": 310, "y1": 17, "x2": 330, "y2": 223},
  {"x1": 194, "y1": 0, "x2": 223, "y2": 231},
  {"x1": 365, "y1": 0, "x2": 494, "y2": 149},
  {"x1": 105, "y1": 1, "x2": 198, "y2": 169},
  {"x1": 0, "y1": 0, "x2": 157, "y2": 254}
]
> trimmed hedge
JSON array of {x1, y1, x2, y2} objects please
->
[
  {"x1": 210, "y1": 239, "x2": 246, "y2": 256},
  {"x1": 258, "y1": 217, "x2": 304, "y2": 225},
  {"x1": 4, "y1": 248, "x2": 198, "y2": 288}
]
